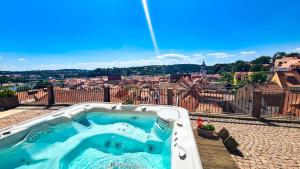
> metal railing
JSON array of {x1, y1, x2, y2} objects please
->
[
  {"x1": 16, "y1": 86, "x2": 48, "y2": 105},
  {"x1": 261, "y1": 91, "x2": 300, "y2": 118},
  {"x1": 109, "y1": 88, "x2": 169, "y2": 105},
  {"x1": 53, "y1": 87, "x2": 103, "y2": 104},
  {"x1": 11, "y1": 84, "x2": 300, "y2": 118}
]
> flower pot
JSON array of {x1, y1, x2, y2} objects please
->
[
  {"x1": 0, "y1": 96, "x2": 19, "y2": 109},
  {"x1": 197, "y1": 127, "x2": 217, "y2": 139},
  {"x1": 217, "y1": 127, "x2": 230, "y2": 141},
  {"x1": 224, "y1": 136, "x2": 239, "y2": 152}
]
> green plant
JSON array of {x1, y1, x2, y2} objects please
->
[
  {"x1": 0, "y1": 89, "x2": 16, "y2": 98},
  {"x1": 197, "y1": 118, "x2": 216, "y2": 131},
  {"x1": 250, "y1": 72, "x2": 268, "y2": 84},
  {"x1": 220, "y1": 72, "x2": 234, "y2": 84},
  {"x1": 201, "y1": 123, "x2": 215, "y2": 132}
]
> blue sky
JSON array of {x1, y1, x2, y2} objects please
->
[{"x1": 0, "y1": 0, "x2": 300, "y2": 71}]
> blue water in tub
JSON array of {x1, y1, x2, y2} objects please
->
[{"x1": 0, "y1": 112, "x2": 172, "y2": 169}]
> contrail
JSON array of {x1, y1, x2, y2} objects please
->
[{"x1": 142, "y1": 0, "x2": 160, "y2": 56}]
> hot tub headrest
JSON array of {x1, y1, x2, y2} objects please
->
[
  {"x1": 66, "y1": 108, "x2": 87, "y2": 120},
  {"x1": 157, "y1": 108, "x2": 180, "y2": 123}
]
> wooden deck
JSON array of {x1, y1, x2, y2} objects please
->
[{"x1": 193, "y1": 130, "x2": 239, "y2": 169}]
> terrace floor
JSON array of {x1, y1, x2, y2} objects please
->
[
  {"x1": 1, "y1": 106, "x2": 300, "y2": 169},
  {"x1": 191, "y1": 116, "x2": 300, "y2": 169}
]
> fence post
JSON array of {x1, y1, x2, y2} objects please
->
[
  {"x1": 47, "y1": 84, "x2": 55, "y2": 106},
  {"x1": 104, "y1": 86, "x2": 111, "y2": 102},
  {"x1": 167, "y1": 88, "x2": 174, "y2": 105},
  {"x1": 252, "y1": 89, "x2": 262, "y2": 118},
  {"x1": 279, "y1": 90, "x2": 288, "y2": 115}
]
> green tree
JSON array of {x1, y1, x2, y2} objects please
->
[
  {"x1": 16, "y1": 85, "x2": 31, "y2": 92},
  {"x1": 235, "y1": 79, "x2": 248, "y2": 89},
  {"x1": 251, "y1": 56, "x2": 271, "y2": 64},
  {"x1": 272, "y1": 52, "x2": 286, "y2": 62},
  {"x1": 234, "y1": 60, "x2": 250, "y2": 72},
  {"x1": 250, "y1": 72, "x2": 267, "y2": 84},
  {"x1": 33, "y1": 81, "x2": 50, "y2": 89},
  {"x1": 221, "y1": 72, "x2": 234, "y2": 84},
  {"x1": 0, "y1": 76, "x2": 10, "y2": 84},
  {"x1": 286, "y1": 53, "x2": 300, "y2": 58},
  {"x1": 250, "y1": 64, "x2": 269, "y2": 72}
]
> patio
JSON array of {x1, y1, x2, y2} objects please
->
[{"x1": 191, "y1": 116, "x2": 300, "y2": 169}]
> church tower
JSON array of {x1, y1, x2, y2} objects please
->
[{"x1": 200, "y1": 61, "x2": 207, "y2": 75}]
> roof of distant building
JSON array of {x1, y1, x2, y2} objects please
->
[
  {"x1": 107, "y1": 74, "x2": 122, "y2": 81},
  {"x1": 275, "y1": 71, "x2": 300, "y2": 89}
]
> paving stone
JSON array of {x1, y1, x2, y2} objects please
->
[{"x1": 191, "y1": 117, "x2": 300, "y2": 169}]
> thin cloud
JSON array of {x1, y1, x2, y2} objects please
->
[
  {"x1": 207, "y1": 52, "x2": 234, "y2": 58},
  {"x1": 156, "y1": 53, "x2": 189, "y2": 60},
  {"x1": 195, "y1": 56, "x2": 206, "y2": 59},
  {"x1": 241, "y1": 51, "x2": 256, "y2": 55},
  {"x1": 193, "y1": 53, "x2": 203, "y2": 57},
  {"x1": 76, "y1": 53, "x2": 205, "y2": 70},
  {"x1": 18, "y1": 58, "x2": 26, "y2": 61},
  {"x1": 294, "y1": 48, "x2": 300, "y2": 53}
]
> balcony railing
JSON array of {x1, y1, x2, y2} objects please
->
[{"x1": 12, "y1": 84, "x2": 300, "y2": 119}]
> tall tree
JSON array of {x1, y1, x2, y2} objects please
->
[
  {"x1": 234, "y1": 60, "x2": 250, "y2": 72},
  {"x1": 272, "y1": 52, "x2": 286, "y2": 62},
  {"x1": 221, "y1": 72, "x2": 234, "y2": 84},
  {"x1": 251, "y1": 56, "x2": 271, "y2": 64},
  {"x1": 250, "y1": 72, "x2": 267, "y2": 84}
]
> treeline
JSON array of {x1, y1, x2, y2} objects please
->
[
  {"x1": 209, "y1": 52, "x2": 300, "y2": 74},
  {"x1": 88, "y1": 64, "x2": 202, "y2": 77}
]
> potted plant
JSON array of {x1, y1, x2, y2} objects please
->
[
  {"x1": 0, "y1": 89, "x2": 19, "y2": 109},
  {"x1": 196, "y1": 117, "x2": 216, "y2": 139}
]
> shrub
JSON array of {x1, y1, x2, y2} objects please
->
[
  {"x1": 0, "y1": 89, "x2": 16, "y2": 98},
  {"x1": 201, "y1": 123, "x2": 215, "y2": 131},
  {"x1": 197, "y1": 117, "x2": 216, "y2": 131}
]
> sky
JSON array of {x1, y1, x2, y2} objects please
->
[{"x1": 0, "y1": 0, "x2": 300, "y2": 71}]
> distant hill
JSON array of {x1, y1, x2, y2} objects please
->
[{"x1": 88, "y1": 64, "x2": 203, "y2": 77}]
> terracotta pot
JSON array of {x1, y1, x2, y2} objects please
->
[{"x1": 0, "y1": 96, "x2": 19, "y2": 109}]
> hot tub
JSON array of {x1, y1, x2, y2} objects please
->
[{"x1": 0, "y1": 103, "x2": 202, "y2": 169}]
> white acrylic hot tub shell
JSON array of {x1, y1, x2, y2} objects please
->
[{"x1": 0, "y1": 103, "x2": 202, "y2": 169}]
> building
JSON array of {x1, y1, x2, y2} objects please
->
[
  {"x1": 170, "y1": 74, "x2": 191, "y2": 83},
  {"x1": 200, "y1": 61, "x2": 207, "y2": 75},
  {"x1": 274, "y1": 57, "x2": 300, "y2": 72},
  {"x1": 271, "y1": 71, "x2": 300, "y2": 92},
  {"x1": 107, "y1": 74, "x2": 122, "y2": 82},
  {"x1": 233, "y1": 72, "x2": 253, "y2": 85}
]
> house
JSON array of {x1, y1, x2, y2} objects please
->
[
  {"x1": 274, "y1": 57, "x2": 300, "y2": 72},
  {"x1": 170, "y1": 74, "x2": 191, "y2": 83},
  {"x1": 233, "y1": 72, "x2": 253, "y2": 85},
  {"x1": 205, "y1": 82, "x2": 226, "y2": 91},
  {"x1": 107, "y1": 74, "x2": 122, "y2": 82},
  {"x1": 290, "y1": 61, "x2": 300, "y2": 70},
  {"x1": 271, "y1": 71, "x2": 300, "y2": 92}
]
